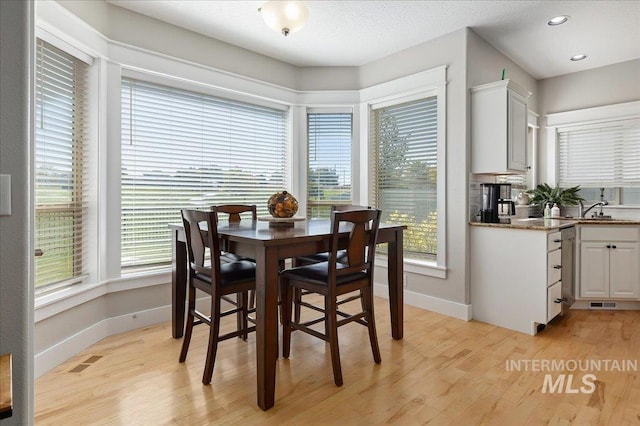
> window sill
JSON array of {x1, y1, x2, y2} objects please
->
[
  {"x1": 35, "y1": 270, "x2": 171, "y2": 323},
  {"x1": 375, "y1": 255, "x2": 447, "y2": 279}
]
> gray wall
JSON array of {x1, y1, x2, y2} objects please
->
[
  {"x1": 0, "y1": 1, "x2": 34, "y2": 423},
  {"x1": 58, "y1": 0, "x2": 300, "y2": 90},
  {"x1": 34, "y1": 285, "x2": 171, "y2": 355},
  {"x1": 537, "y1": 59, "x2": 640, "y2": 183},
  {"x1": 361, "y1": 29, "x2": 470, "y2": 305}
]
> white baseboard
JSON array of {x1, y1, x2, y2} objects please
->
[
  {"x1": 35, "y1": 304, "x2": 171, "y2": 378},
  {"x1": 374, "y1": 283, "x2": 472, "y2": 321}
]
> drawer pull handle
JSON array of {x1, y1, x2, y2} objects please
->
[
  {"x1": 612, "y1": 245, "x2": 617, "y2": 249},
  {"x1": 553, "y1": 239, "x2": 561, "y2": 243},
  {"x1": 606, "y1": 244, "x2": 611, "y2": 249},
  {"x1": 553, "y1": 265, "x2": 562, "y2": 269},
  {"x1": 554, "y1": 298, "x2": 565, "y2": 304}
]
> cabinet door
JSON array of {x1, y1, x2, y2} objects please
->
[
  {"x1": 507, "y1": 90, "x2": 527, "y2": 171},
  {"x1": 579, "y1": 242, "x2": 609, "y2": 298},
  {"x1": 609, "y1": 243, "x2": 640, "y2": 299}
]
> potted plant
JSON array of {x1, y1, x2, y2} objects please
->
[{"x1": 526, "y1": 183, "x2": 584, "y2": 208}]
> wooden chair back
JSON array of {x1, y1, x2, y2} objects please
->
[
  {"x1": 213, "y1": 204, "x2": 257, "y2": 223},
  {"x1": 332, "y1": 204, "x2": 371, "y2": 212},
  {"x1": 181, "y1": 209, "x2": 222, "y2": 286},
  {"x1": 329, "y1": 209, "x2": 381, "y2": 282}
]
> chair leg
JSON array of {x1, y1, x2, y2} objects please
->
[
  {"x1": 326, "y1": 295, "x2": 343, "y2": 386},
  {"x1": 179, "y1": 282, "x2": 197, "y2": 362},
  {"x1": 293, "y1": 288, "x2": 303, "y2": 323},
  {"x1": 363, "y1": 287, "x2": 381, "y2": 364},
  {"x1": 202, "y1": 298, "x2": 221, "y2": 385},
  {"x1": 236, "y1": 293, "x2": 244, "y2": 339},
  {"x1": 240, "y1": 291, "x2": 249, "y2": 341},
  {"x1": 281, "y1": 277, "x2": 293, "y2": 359},
  {"x1": 248, "y1": 289, "x2": 255, "y2": 310}
]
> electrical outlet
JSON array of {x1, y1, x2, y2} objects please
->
[{"x1": 403, "y1": 273, "x2": 408, "y2": 287}]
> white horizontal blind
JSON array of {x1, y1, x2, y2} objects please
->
[
  {"x1": 370, "y1": 96, "x2": 438, "y2": 259},
  {"x1": 307, "y1": 112, "x2": 352, "y2": 218},
  {"x1": 121, "y1": 79, "x2": 287, "y2": 270},
  {"x1": 558, "y1": 118, "x2": 640, "y2": 187},
  {"x1": 34, "y1": 39, "x2": 90, "y2": 288}
]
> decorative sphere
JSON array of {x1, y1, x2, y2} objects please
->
[{"x1": 267, "y1": 191, "x2": 298, "y2": 218}]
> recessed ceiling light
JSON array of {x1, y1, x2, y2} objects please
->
[
  {"x1": 570, "y1": 54, "x2": 587, "y2": 61},
  {"x1": 548, "y1": 15, "x2": 569, "y2": 26}
]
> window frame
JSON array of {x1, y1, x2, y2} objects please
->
[
  {"x1": 360, "y1": 67, "x2": 447, "y2": 277},
  {"x1": 547, "y1": 100, "x2": 640, "y2": 207},
  {"x1": 34, "y1": 35, "x2": 95, "y2": 294}
]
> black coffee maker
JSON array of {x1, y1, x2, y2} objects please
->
[{"x1": 481, "y1": 183, "x2": 515, "y2": 223}]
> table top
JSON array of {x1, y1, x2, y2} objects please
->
[{"x1": 169, "y1": 218, "x2": 406, "y2": 245}]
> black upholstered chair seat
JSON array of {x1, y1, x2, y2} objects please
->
[
  {"x1": 193, "y1": 260, "x2": 256, "y2": 286},
  {"x1": 281, "y1": 261, "x2": 366, "y2": 286},
  {"x1": 294, "y1": 250, "x2": 348, "y2": 265}
]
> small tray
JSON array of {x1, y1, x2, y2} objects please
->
[{"x1": 258, "y1": 216, "x2": 305, "y2": 226}]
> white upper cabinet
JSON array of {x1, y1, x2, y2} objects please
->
[{"x1": 471, "y1": 79, "x2": 531, "y2": 174}]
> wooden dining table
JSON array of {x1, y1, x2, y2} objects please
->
[{"x1": 169, "y1": 218, "x2": 405, "y2": 410}]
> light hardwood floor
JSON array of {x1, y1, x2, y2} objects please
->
[{"x1": 35, "y1": 298, "x2": 640, "y2": 425}]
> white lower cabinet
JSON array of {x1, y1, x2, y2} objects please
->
[
  {"x1": 470, "y1": 226, "x2": 568, "y2": 335},
  {"x1": 578, "y1": 226, "x2": 640, "y2": 299}
]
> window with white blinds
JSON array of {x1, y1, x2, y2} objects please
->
[
  {"x1": 35, "y1": 39, "x2": 90, "y2": 289},
  {"x1": 558, "y1": 118, "x2": 640, "y2": 204},
  {"x1": 121, "y1": 78, "x2": 288, "y2": 271},
  {"x1": 370, "y1": 96, "x2": 438, "y2": 259},
  {"x1": 307, "y1": 112, "x2": 352, "y2": 218}
]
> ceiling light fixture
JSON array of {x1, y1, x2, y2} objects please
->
[
  {"x1": 570, "y1": 54, "x2": 587, "y2": 61},
  {"x1": 547, "y1": 15, "x2": 569, "y2": 26},
  {"x1": 259, "y1": 1, "x2": 309, "y2": 37}
]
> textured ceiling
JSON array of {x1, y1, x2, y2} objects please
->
[{"x1": 107, "y1": 0, "x2": 640, "y2": 79}]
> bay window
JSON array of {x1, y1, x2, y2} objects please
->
[
  {"x1": 307, "y1": 111, "x2": 353, "y2": 218},
  {"x1": 34, "y1": 39, "x2": 90, "y2": 289},
  {"x1": 120, "y1": 78, "x2": 288, "y2": 272},
  {"x1": 370, "y1": 96, "x2": 439, "y2": 260}
]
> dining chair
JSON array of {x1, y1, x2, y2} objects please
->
[
  {"x1": 293, "y1": 205, "x2": 371, "y2": 322},
  {"x1": 214, "y1": 204, "x2": 259, "y2": 320},
  {"x1": 279, "y1": 208, "x2": 382, "y2": 386},
  {"x1": 179, "y1": 209, "x2": 256, "y2": 385}
]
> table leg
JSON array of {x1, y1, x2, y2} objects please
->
[
  {"x1": 172, "y1": 230, "x2": 187, "y2": 339},
  {"x1": 255, "y1": 246, "x2": 279, "y2": 410},
  {"x1": 387, "y1": 229, "x2": 404, "y2": 340}
]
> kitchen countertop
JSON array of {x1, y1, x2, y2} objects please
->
[{"x1": 469, "y1": 217, "x2": 640, "y2": 231}]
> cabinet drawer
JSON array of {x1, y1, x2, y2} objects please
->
[
  {"x1": 547, "y1": 231, "x2": 562, "y2": 251},
  {"x1": 547, "y1": 281, "x2": 562, "y2": 322},
  {"x1": 580, "y1": 226, "x2": 639, "y2": 242},
  {"x1": 547, "y1": 248, "x2": 562, "y2": 285}
]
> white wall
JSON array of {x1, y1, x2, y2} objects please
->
[
  {"x1": 537, "y1": 59, "x2": 640, "y2": 183},
  {"x1": 0, "y1": 1, "x2": 34, "y2": 423}
]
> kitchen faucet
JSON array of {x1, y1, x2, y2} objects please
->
[{"x1": 578, "y1": 200, "x2": 609, "y2": 218}]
